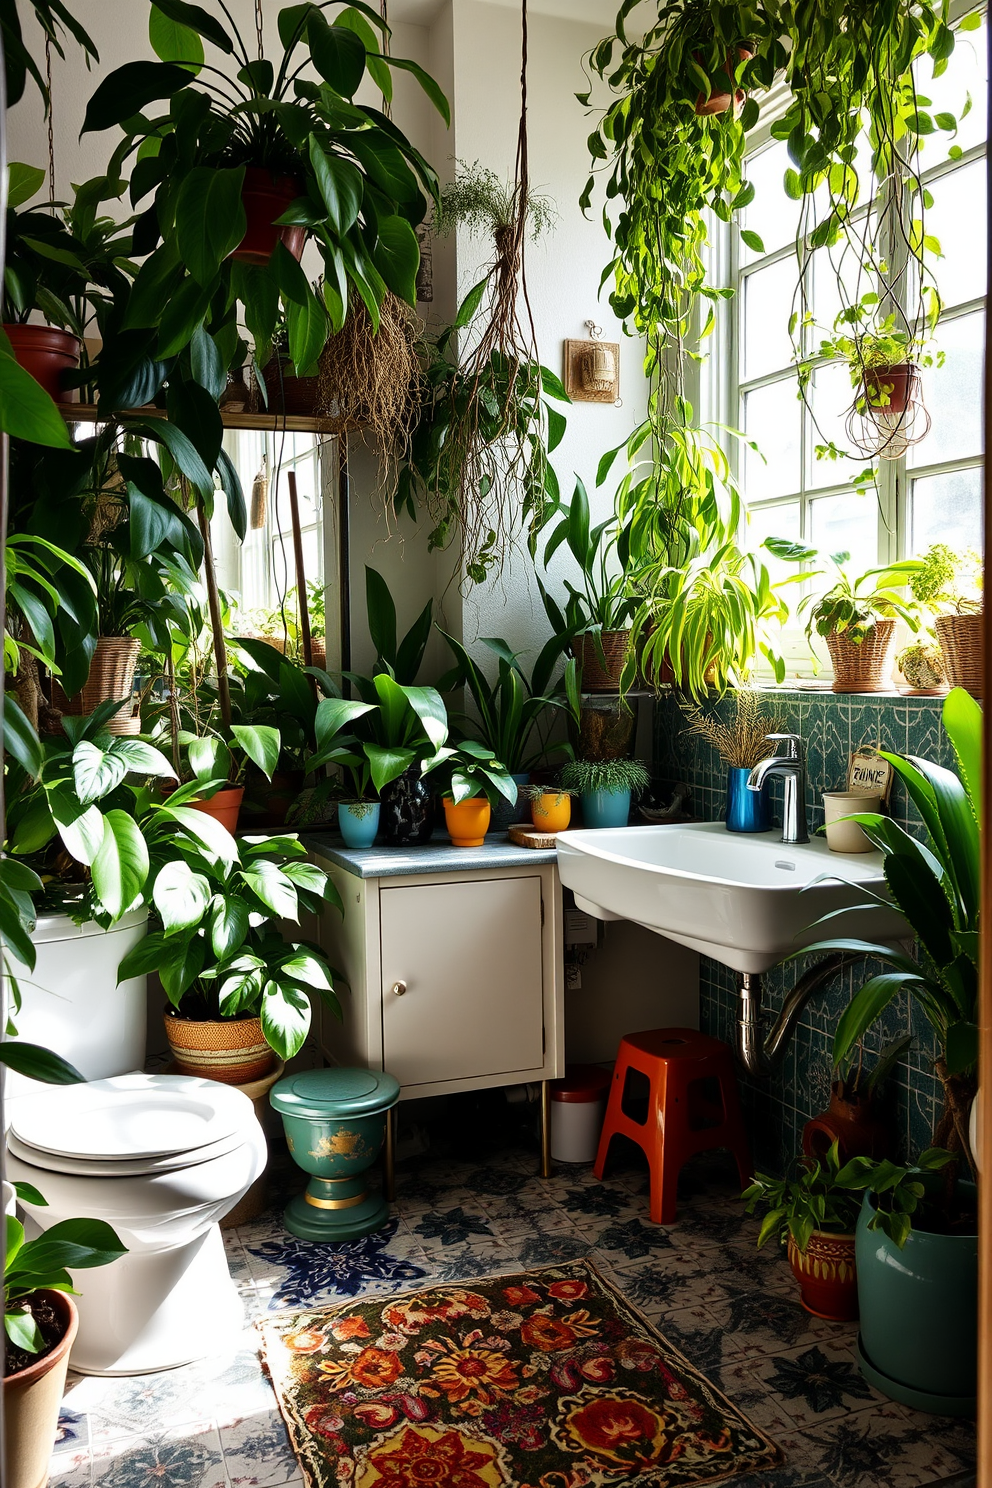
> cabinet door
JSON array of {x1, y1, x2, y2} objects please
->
[{"x1": 379, "y1": 876, "x2": 544, "y2": 1088}]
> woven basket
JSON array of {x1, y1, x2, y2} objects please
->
[
  {"x1": 572, "y1": 630, "x2": 632, "y2": 693},
  {"x1": 164, "y1": 1013, "x2": 273, "y2": 1085},
  {"x1": 54, "y1": 636, "x2": 141, "y2": 716},
  {"x1": 935, "y1": 613, "x2": 983, "y2": 698},
  {"x1": 826, "y1": 620, "x2": 897, "y2": 693}
]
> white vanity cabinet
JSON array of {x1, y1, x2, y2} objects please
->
[{"x1": 312, "y1": 851, "x2": 564, "y2": 1101}]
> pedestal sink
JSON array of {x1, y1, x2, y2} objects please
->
[{"x1": 556, "y1": 821, "x2": 905, "y2": 975}]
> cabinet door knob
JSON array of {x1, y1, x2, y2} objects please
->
[{"x1": 392, "y1": 979, "x2": 407, "y2": 997}]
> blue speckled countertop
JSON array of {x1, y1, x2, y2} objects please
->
[{"x1": 305, "y1": 829, "x2": 557, "y2": 879}]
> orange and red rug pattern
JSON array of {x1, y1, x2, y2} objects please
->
[{"x1": 257, "y1": 1260, "x2": 781, "y2": 1487}]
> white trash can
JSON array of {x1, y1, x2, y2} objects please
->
[{"x1": 550, "y1": 1064, "x2": 611, "y2": 1163}]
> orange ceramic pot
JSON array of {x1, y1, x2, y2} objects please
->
[
  {"x1": 164, "y1": 1012, "x2": 273, "y2": 1084},
  {"x1": 187, "y1": 786, "x2": 244, "y2": 835},
  {"x1": 443, "y1": 796, "x2": 491, "y2": 847},
  {"x1": 530, "y1": 791, "x2": 572, "y2": 832},
  {"x1": 787, "y1": 1230, "x2": 858, "y2": 1321}
]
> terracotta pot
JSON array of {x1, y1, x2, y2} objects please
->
[
  {"x1": 861, "y1": 362, "x2": 918, "y2": 415},
  {"x1": 935, "y1": 612, "x2": 983, "y2": 698},
  {"x1": 310, "y1": 637, "x2": 326, "y2": 669},
  {"x1": 55, "y1": 635, "x2": 141, "y2": 718},
  {"x1": 443, "y1": 796, "x2": 491, "y2": 847},
  {"x1": 530, "y1": 791, "x2": 572, "y2": 833},
  {"x1": 3, "y1": 324, "x2": 81, "y2": 402},
  {"x1": 802, "y1": 1080, "x2": 891, "y2": 1163},
  {"x1": 164, "y1": 1011, "x2": 273, "y2": 1084},
  {"x1": 826, "y1": 619, "x2": 897, "y2": 693},
  {"x1": 187, "y1": 785, "x2": 244, "y2": 835},
  {"x1": 233, "y1": 167, "x2": 307, "y2": 266},
  {"x1": 4, "y1": 1289, "x2": 79, "y2": 1488},
  {"x1": 693, "y1": 43, "x2": 752, "y2": 115},
  {"x1": 572, "y1": 630, "x2": 631, "y2": 693},
  {"x1": 787, "y1": 1230, "x2": 858, "y2": 1321}
]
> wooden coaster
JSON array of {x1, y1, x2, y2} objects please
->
[{"x1": 508, "y1": 823, "x2": 559, "y2": 849}]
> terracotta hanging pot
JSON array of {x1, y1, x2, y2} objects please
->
[
  {"x1": 802, "y1": 1080, "x2": 891, "y2": 1163},
  {"x1": 164, "y1": 1011, "x2": 273, "y2": 1084},
  {"x1": 232, "y1": 167, "x2": 307, "y2": 266},
  {"x1": 788, "y1": 1230, "x2": 858, "y2": 1322},
  {"x1": 693, "y1": 43, "x2": 753, "y2": 116},
  {"x1": 3, "y1": 324, "x2": 81, "y2": 402},
  {"x1": 861, "y1": 362, "x2": 918, "y2": 415}
]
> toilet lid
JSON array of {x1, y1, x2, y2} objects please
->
[
  {"x1": 6, "y1": 1124, "x2": 247, "y2": 1178},
  {"x1": 10, "y1": 1073, "x2": 251, "y2": 1161}
]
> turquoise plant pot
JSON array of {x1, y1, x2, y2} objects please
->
[
  {"x1": 855, "y1": 1188, "x2": 977, "y2": 1416},
  {"x1": 270, "y1": 1068, "x2": 400, "y2": 1241},
  {"x1": 582, "y1": 787, "x2": 631, "y2": 829},
  {"x1": 338, "y1": 801, "x2": 380, "y2": 849}
]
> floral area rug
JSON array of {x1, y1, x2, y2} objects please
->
[{"x1": 257, "y1": 1259, "x2": 782, "y2": 1488}]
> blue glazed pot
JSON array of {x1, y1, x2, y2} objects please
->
[
  {"x1": 726, "y1": 766, "x2": 771, "y2": 832},
  {"x1": 491, "y1": 772, "x2": 528, "y2": 833},
  {"x1": 338, "y1": 801, "x2": 380, "y2": 849},
  {"x1": 582, "y1": 787, "x2": 631, "y2": 829},
  {"x1": 855, "y1": 1187, "x2": 977, "y2": 1415}
]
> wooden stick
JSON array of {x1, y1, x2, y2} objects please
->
[
  {"x1": 196, "y1": 498, "x2": 231, "y2": 731},
  {"x1": 287, "y1": 471, "x2": 313, "y2": 669}
]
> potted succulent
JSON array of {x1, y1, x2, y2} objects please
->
[
  {"x1": 422, "y1": 741, "x2": 517, "y2": 847},
  {"x1": 522, "y1": 783, "x2": 576, "y2": 833},
  {"x1": 560, "y1": 757, "x2": 650, "y2": 830},
  {"x1": 82, "y1": 1, "x2": 448, "y2": 378},
  {"x1": 119, "y1": 814, "x2": 342, "y2": 1078},
  {"x1": 538, "y1": 476, "x2": 636, "y2": 693},
  {"x1": 909, "y1": 543, "x2": 983, "y2": 697},
  {"x1": 680, "y1": 689, "x2": 784, "y2": 832},
  {"x1": 4, "y1": 1203, "x2": 126, "y2": 1488},
  {"x1": 764, "y1": 539, "x2": 921, "y2": 692},
  {"x1": 797, "y1": 687, "x2": 980, "y2": 1410},
  {"x1": 895, "y1": 636, "x2": 946, "y2": 695},
  {"x1": 742, "y1": 1141, "x2": 864, "y2": 1322}
]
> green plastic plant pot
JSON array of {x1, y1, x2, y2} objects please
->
[
  {"x1": 855, "y1": 1187, "x2": 977, "y2": 1416},
  {"x1": 270, "y1": 1068, "x2": 400, "y2": 1241}
]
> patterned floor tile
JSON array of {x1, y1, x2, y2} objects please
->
[
  {"x1": 88, "y1": 1421, "x2": 226, "y2": 1488},
  {"x1": 218, "y1": 1409, "x2": 301, "y2": 1487}
]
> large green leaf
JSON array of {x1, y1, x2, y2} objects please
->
[
  {"x1": 157, "y1": 804, "x2": 239, "y2": 864},
  {"x1": 260, "y1": 980, "x2": 310, "y2": 1060},
  {"x1": 833, "y1": 972, "x2": 927, "y2": 1068},
  {"x1": 365, "y1": 742, "x2": 416, "y2": 792},
  {"x1": 208, "y1": 895, "x2": 249, "y2": 958},
  {"x1": 943, "y1": 686, "x2": 981, "y2": 822},
  {"x1": 307, "y1": 136, "x2": 362, "y2": 235},
  {"x1": 371, "y1": 214, "x2": 419, "y2": 305},
  {"x1": 174, "y1": 166, "x2": 247, "y2": 286},
  {"x1": 90, "y1": 810, "x2": 150, "y2": 920},
  {"x1": 0, "y1": 334, "x2": 71, "y2": 446},
  {"x1": 3, "y1": 696, "x2": 43, "y2": 777},
  {"x1": 285, "y1": 286, "x2": 328, "y2": 376},
  {"x1": 365, "y1": 565, "x2": 397, "y2": 665},
  {"x1": 0, "y1": 1041, "x2": 83, "y2": 1083},
  {"x1": 149, "y1": 5, "x2": 203, "y2": 70},
  {"x1": 308, "y1": 13, "x2": 366, "y2": 96},
  {"x1": 82, "y1": 60, "x2": 192, "y2": 132},
  {"x1": 7, "y1": 162, "x2": 46, "y2": 208},
  {"x1": 147, "y1": 0, "x2": 234, "y2": 52},
  {"x1": 230, "y1": 723, "x2": 280, "y2": 780},
  {"x1": 240, "y1": 861, "x2": 298, "y2": 919},
  {"x1": 371, "y1": 53, "x2": 449, "y2": 124},
  {"x1": 72, "y1": 740, "x2": 129, "y2": 805},
  {"x1": 153, "y1": 859, "x2": 211, "y2": 934}
]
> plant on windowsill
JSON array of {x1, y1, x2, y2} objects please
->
[
  {"x1": 909, "y1": 543, "x2": 983, "y2": 697},
  {"x1": 421, "y1": 741, "x2": 517, "y2": 848},
  {"x1": 560, "y1": 757, "x2": 650, "y2": 831},
  {"x1": 895, "y1": 636, "x2": 946, "y2": 695}
]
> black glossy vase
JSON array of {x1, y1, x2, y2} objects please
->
[{"x1": 380, "y1": 766, "x2": 434, "y2": 845}]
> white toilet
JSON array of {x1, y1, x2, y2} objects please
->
[{"x1": 5, "y1": 1072, "x2": 268, "y2": 1375}]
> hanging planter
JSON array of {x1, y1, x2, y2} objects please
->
[
  {"x1": 2, "y1": 324, "x2": 81, "y2": 402},
  {"x1": 692, "y1": 43, "x2": 753, "y2": 116},
  {"x1": 233, "y1": 167, "x2": 306, "y2": 266},
  {"x1": 316, "y1": 293, "x2": 419, "y2": 454}
]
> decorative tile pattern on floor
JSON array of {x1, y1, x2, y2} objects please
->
[{"x1": 50, "y1": 1144, "x2": 974, "y2": 1488}]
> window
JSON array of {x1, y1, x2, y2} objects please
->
[{"x1": 718, "y1": 8, "x2": 986, "y2": 648}]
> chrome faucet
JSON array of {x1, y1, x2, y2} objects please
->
[{"x1": 747, "y1": 733, "x2": 809, "y2": 845}]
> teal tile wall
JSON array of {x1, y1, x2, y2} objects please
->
[{"x1": 653, "y1": 690, "x2": 953, "y2": 1176}]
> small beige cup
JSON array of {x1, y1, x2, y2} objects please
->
[{"x1": 823, "y1": 791, "x2": 882, "y2": 853}]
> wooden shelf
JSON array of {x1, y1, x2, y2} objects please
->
[{"x1": 57, "y1": 403, "x2": 344, "y2": 435}]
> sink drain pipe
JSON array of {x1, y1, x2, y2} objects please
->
[{"x1": 735, "y1": 953, "x2": 865, "y2": 1077}]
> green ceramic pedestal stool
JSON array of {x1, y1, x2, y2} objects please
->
[{"x1": 270, "y1": 1067, "x2": 400, "y2": 1241}]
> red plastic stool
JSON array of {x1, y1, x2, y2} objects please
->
[{"x1": 593, "y1": 1028, "x2": 751, "y2": 1225}]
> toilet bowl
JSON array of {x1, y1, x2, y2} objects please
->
[{"x1": 5, "y1": 1073, "x2": 268, "y2": 1375}]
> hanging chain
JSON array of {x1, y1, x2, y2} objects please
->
[
  {"x1": 45, "y1": 37, "x2": 55, "y2": 204},
  {"x1": 380, "y1": 0, "x2": 391, "y2": 116},
  {"x1": 255, "y1": 0, "x2": 264, "y2": 61}
]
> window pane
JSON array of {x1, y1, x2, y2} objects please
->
[
  {"x1": 807, "y1": 360, "x2": 868, "y2": 489},
  {"x1": 916, "y1": 15, "x2": 988, "y2": 158},
  {"x1": 743, "y1": 259, "x2": 797, "y2": 379},
  {"x1": 809, "y1": 491, "x2": 877, "y2": 572},
  {"x1": 812, "y1": 242, "x2": 874, "y2": 339},
  {"x1": 908, "y1": 310, "x2": 985, "y2": 468},
  {"x1": 928, "y1": 159, "x2": 987, "y2": 307},
  {"x1": 911, "y1": 466, "x2": 983, "y2": 554},
  {"x1": 743, "y1": 379, "x2": 802, "y2": 500},
  {"x1": 746, "y1": 500, "x2": 801, "y2": 582},
  {"x1": 741, "y1": 141, "x2": 803, "y2": 260}
]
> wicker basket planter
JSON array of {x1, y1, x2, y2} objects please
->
[
  {"x1": 572, "y1": 630, "x2": 631, "y2": 693},
  {"x1": 935, "y1": 613, "x2": 983, "y2": 698},
  {"x1": 164, "y1": 1011, "x2": 273, "y2": 1084},
  {"x1": 55, "y1": 635, "x2": 141, "y2": 718},
  {"x1": 825, "y1": 620, "x2": 897, "y2": 693}
]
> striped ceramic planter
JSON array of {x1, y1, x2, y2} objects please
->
[{"x1": 164, "y1": 1013, "x2": 273, "y2": 1084}]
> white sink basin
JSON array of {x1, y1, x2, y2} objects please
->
[{"x1": 556, "y1": 821, "x2": 906, "y2": 974}]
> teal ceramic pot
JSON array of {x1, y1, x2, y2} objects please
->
[
  {"x1": 855, "y1": 1187, "x2": 978, "y2": 1416},
  {"x1": 270, "y1": 1067, "x2": 400, "y2": 1241},
  {"x1": 582, "y1": 787, "x2": 631, "y2": 829},
  {"x1": 338, "y1": 801, "x2": 380, "y2": 849},
  {"x1": 491, "y1": 773, "x2": 528, "y2": 833},
  {"x1": 726, "y1": 767, "x2": 771, "y2": 832}
]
